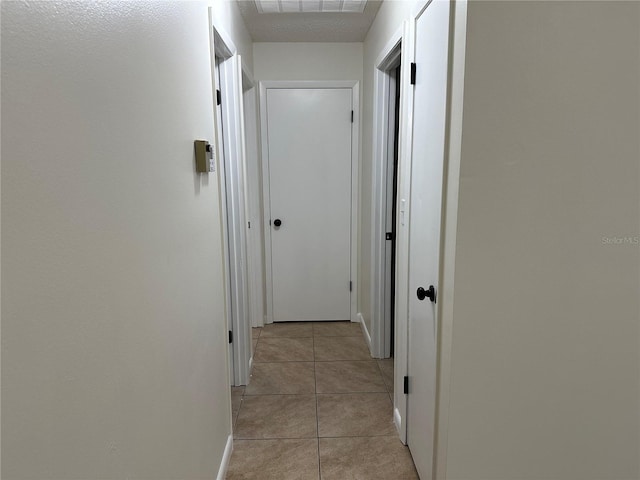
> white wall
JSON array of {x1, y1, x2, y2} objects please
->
[
  {"x1": 360, "y1": 1, "x2": 415, "y2": 334},
  {"x1": 443, "y1": 2, "x2": 640, "y2": 478},
  {"x1": 1, "y1": 2, "x2": 241, "y2": 478},
  {"x1": 253, "y1": 43, "x2": 363, "y2": 82}
]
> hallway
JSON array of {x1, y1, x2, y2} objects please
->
[{"x1": 226, "y1": 322, "x2": 416, "y2": 479}]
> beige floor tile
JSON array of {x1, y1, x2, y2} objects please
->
[
  {"x1": 252, "y1": 338, "x2": 258, "y2": 351},
  {"x1": 252, "y1": 327, "x2": 262, "y2": 340},
  {"x1": 232, "y1": 395, "x2": 242, "y2": 428},
  {"x1": 261, "y1": 322, "x2": 313, "y2": 338},
  {"x1": 317, "y1": 393, "x2": 395, "y2": 437},
  {"x1": 314, "y1": 336, "x2": 371, "y2": 361},
  {"x1": 227, "y1": 439, "x2": 320, "y2": 480},
  {"x1": 254, "y1": 337, "x2": 314, "y2": 362},
  {"x1": 377, "y1": 358, "x2": 394, "y2": 393},
  {"x1": 231, "y1": 386, "x2": 245, "y2": 396},
  {"x1": 235, "y1": 395, "x2": 317, "y2": 439},
  {"x1": 312, "y1": 321, "x2": 362, "y2": 337},
  {"x1": 315, "y1": 361, "x2": 386, "y2": 394},
  {"x1": 319, "y1": 436, "x2": 418, "y2": 480},
  {"x1": 245, "y1": 362, "x2": 316, "y2": 395}
]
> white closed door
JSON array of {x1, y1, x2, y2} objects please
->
[
  {"x1": 265, "y1": 88, "x2": 352, "y2": 321},
  {"x1": 406, "y1": 1, "x2": 451, "y2": 478}
]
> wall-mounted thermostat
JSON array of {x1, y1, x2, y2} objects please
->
[{"x1": 194, "y1": 140, "x2": 215, "y2": 173}]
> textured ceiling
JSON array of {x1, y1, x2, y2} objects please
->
[{"x1": 236, "y1": 1, "x2": 383, "y2": 42}]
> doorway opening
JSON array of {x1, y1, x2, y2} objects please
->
[
  {"x1": 386, "y1": 63, "x2": 401, "y2": 357},
  {"x1": 370, "y1": 36, "x2": 402, "y2": 361},
  {"x1": 210, "y1": 22, "x2": 252, "y2": 387},
  {"x1": 259, "y1": 81, "x2": 360, "y2": 325},
  {"x1": 241, "y1": 69, "x2": 266, "y2": 334}
]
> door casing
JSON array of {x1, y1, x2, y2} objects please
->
[
  {"x1": 241, "y1": 67, "x2": 265, "y2": 330},
  {"x1": 259, "y1": 80, "x2": 360, "y2": 325},
  {"x1": 209, "y1": 17, "x2": 252, "y2": 387},
  {"x1": 370, "y1": 28, "x2": 402, "y2": 360}
]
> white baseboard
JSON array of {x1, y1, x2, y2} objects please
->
[
  {"x1": 394, "y1": 407, "x2": 404, "y2": 442},
  {"x1": 216, "y1": 434, "x2": 233, "y2": 480},
  {"x1": 358, "y1": 313, "x2": 373, "y2": 353}
]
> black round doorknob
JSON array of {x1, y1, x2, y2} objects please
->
[
  {"x1": 273, "y1": 219, "x2": 282, "y2": 227},
  {"x1": 417, "y1": 285, "x2": 436, "y2": 303}
]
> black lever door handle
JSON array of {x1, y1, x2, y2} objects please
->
[
  {"x1": 273, "y1": 219, "x2": 282, "y2": 227},
  {"x1": 417, "y1": 285, "x2": 436, "y2": 303}
]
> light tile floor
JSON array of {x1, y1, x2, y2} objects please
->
[{"x1": 226, "y1": 322, "x2": 418, "y2": 480}]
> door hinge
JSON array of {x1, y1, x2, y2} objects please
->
[
  {"x1": 349, "y1": 281, "x2": 353, "y2": 292},
  {"x1": 248, "y1": 221, "x2": 251, "y2": 229},
  {"x1": 385, "y1": 232, "x2": 394, "y2": 241},
  {"x1": 216, "y1": 89, "x2": 222, "y2": 106},
  {"x1": 404, "y1": 376, "x2": 409, "y2": 394},
  {"x1": 410, "y1": 63, "x2": 416, "y2": 85},
  {"x1": 228, "y1": 330, "x2": 233, "y2": 344},
  {"x1": 351, "y1": 110, "x2": 354, "y2": 123}
]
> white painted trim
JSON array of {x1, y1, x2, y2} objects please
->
[
  {"x1": 217, "y1": 48, "x2": 251, "y2": 386},
  {"x1": 393, "y1": 18, "x2": 416, "y2": 446},
  {"x1": 434, "y1": 1, "x2": 468, "y2": 478},
  {"x1": 394, "y1": 407, "x2": 403, "y2": 440},
  {"x1": 371, "y1": 24, "x2": 405, "y2": 360},
  {"x1": 216, "y1": 434, "x2": 233, "y2": 480},
  {"x1": 350, "y1": 82, "x2": 360, "y2": 324},
  {"x1": 242, "y1": 68, "x2": 265, "y2": 329},
  {"x1": 208, "y1": 10, "x2": 234, "y2": 386},
  {"x1": 260, "y1": 80, "x2": 360, "y2": 90},
  {"x1": 209, "y1": 12, "x2": 237, "y2": 58},
  {"x1": 207, "y1": 9, "x2": 224, "y2": 176},
  {"x1": 413, "y1": 0, "x2": 434, "y2": 19},
  {"x1": 358, "y1": 313, "x2": 372, "y2": 351},
  {"x1": 259, "y1": 82, "x2": 274, "y2": 325},
  {"x1": 241, "y1": 58, "x2": 255, "y2": 88},
  {"x1": 259, "y1": 80, "x2": 360, "y2": 325}
]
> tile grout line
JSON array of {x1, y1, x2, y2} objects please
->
[
  {"x1": 233, "y1": 433, "x2": 402, "y2": 440},
  {"x1": 379, "y1": 358, "x2": 395, "y2": 405},
  {"x1": 233, "y1": 324, "x2": 407, "y2": 479},
  {"x1": 313, "y1": 331, "x2": 322, "y2": 480}
]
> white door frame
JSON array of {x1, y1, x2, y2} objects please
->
[
  {"x1": 427, "y1": 0, "x2": 467, "y2": 477},
  {"x1": 367, "y1": 22, "x2": 416, "y2": 443},
  {"x1": 209, "y1": 16, "x2": 252, "y2": 386},
  {"x1": 370, "y1": 24, "x2": 404, "y2": 360},
  {"x1": 259, "y1": 80, "x2": 360, "y2": 325},
  {"x1": 208, "y1": 22, "x2": 233, "y2": 387},
  {"x1": 241, "y1": 67, "x2": 266, "y2": 330}
]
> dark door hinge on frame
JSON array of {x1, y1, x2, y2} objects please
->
[
  {"x1": 404, "y1": 376, "x2": 409, "y2": 394},
  {"x1": 216, "y1": 89, "x2": 222, "y2": 106},
  {"x1": 410, "y1": 63, "x2": 416, "y2": 85},
  {"x1": 228, "y1": 330, "x2": 233, "y2": 344}
]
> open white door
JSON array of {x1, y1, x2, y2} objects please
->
[
  {"x1": 214, "y1": 50, "x2": 252, "y2": 385},
  {"x1": 406, "y1": 0, "x2": 451, "y2": 478},
  {"x1": 261, "y1": 84, "x2": 356, "y2": 322}
]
